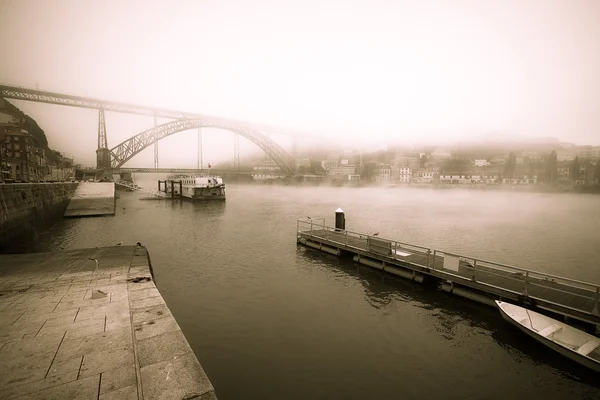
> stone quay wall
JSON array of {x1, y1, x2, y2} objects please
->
[{"x1": 0, "y1": 183, "x2": 77, "y2": 251}]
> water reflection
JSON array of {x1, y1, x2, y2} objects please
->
[
  {"x1": 297, "y1": 246, "x2": 495, "y2": 325},
  {"x1": 192, "y1": 201, "x2": 226, "y2": 216},
  {"x1": 298, "y1": 245, "x2": 600, "y2": 386},
  {"x1": 489, "y1": 320, "x2": 600, "y2": 385}
]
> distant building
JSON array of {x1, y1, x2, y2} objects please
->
[
  {"x1": 520, "y1": 151, "x2": 543, "y2": 162},
  {"x1": 439, "y1": 174, "x2": 471, "y2": 184},
  {"x1": 431, "y1": 148, "x2": 452, "y2": 159},
  {"x1": 579, "y1": 146, "x2": 600, "y2": 160},
  {"x1": 0, "y1": 111, "x2": 25, "y2": 125},
  {"x1": 252, "y1": 159, "x2": 285, "y2": 180},
  {"x1": 294, "y1": 158, "x2": 311, "y2": 173},
  {"x1": 501, "y1": 175, "x2": 538, "y2": 184},
  {"x1": 574, "y1": 162, "x2": 597, "y2": 185},
  {"x1": 327, "y1": 164, "x2": 357, "y2": 176},
  {"x1": 473, "y1": 159, "x2": 490, "y2": 167},
  {"x1": 490, "y1": 155, "x2": 508, "y2": 165},
  {"x1": 412, "y1": 169, "x2": 434, "y2": 183},
  {"x1": 556, "y1": 151, "x2": 575, "y2": 162},
  {"x1": 374, "y1": 164, "x2": 392, "y2": 182},
  {"x1": 322, "y1": 154, "x2": 339, "y2": 171},
  {"x1": 557, "y1": 166, "x2": 570, "y2": 181},
  {"x1": 391, "y1": 156, "x2": 419, "y2": 170}
]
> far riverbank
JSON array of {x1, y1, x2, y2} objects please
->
[{"x1": 244, "y1": 178, "x2": 600, "y2": 194}]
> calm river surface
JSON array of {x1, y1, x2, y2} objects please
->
[{"x1": 22, "y1": 178, "x2": 600, "y2": 399}]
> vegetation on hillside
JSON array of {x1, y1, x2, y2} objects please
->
[{"x1": 2, "y1": 100, "x2": 48, "y2": 147}]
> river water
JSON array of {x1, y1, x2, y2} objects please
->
[{"x1": 20, "y1": 177, "x2": 600, "y2": 399}]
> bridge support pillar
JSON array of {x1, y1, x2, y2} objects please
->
[
  {"x1": 96, "y1": 148, "x2": 111, "y2": 170},
  {"x1": 96, "y1": 109, "x2": 112, "y2": 174}
]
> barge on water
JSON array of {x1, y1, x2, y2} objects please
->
[{"x1": 159, "y1": 173, "x2": 226, "y2": 201}]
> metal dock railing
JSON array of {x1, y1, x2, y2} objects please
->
[
  {"x1": 296, "y1": 219, "x2": 600, "y2": 329},
  {"x1": 114, "y1": 179, "x2": 167, "y2": 198}
]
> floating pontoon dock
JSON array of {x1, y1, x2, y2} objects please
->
[{"x1": 296, "y1": 218, "x2": 600, "y2": 330}]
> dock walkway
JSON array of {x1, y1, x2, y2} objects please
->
[
  {"x1": 0, "y1": 245, "x2": 216, "y2": 399},
  {"x1": 296, "y1": 219, "x2": 600, "y2": 329}
]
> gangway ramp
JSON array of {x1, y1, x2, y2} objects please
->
[{"x1": 64, "y1": 182, "x2": 116, "y2": 217}]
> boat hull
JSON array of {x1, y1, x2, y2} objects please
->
[
  {"x1": 496, "y1": 301, "x2": 600, "y2": 372},
  {"x1": 165, "y1": 175, "x2": 226, "y2": 201},
  {"x1": 184, "y1": 194, "x2": 226, "y2": 201}
]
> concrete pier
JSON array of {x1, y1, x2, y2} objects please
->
[
  {"x1": 64, "y1": 182, "x2": 116, "y2": 217},
  {"x1": 0, "y1": 245, "x2": 216, "y2": 399}
]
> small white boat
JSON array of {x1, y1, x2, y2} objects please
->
[{"x1": 496, "y1": 300, "x2": 600, "y2": 372}]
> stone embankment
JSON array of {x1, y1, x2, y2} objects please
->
[{"x1": 0, "y1": 183, "x2": 77, "y2": 252}]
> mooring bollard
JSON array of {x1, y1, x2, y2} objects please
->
[{"x1": 335, "y1": 208, "x2": 345, "y2": 231}]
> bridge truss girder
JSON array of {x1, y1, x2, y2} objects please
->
[
  {"x1": 0, "y1": 84, "x2": 312, "y2": 137},
  {"x1": 109, "y1": 119, "x2": 296, "y2": 176}
]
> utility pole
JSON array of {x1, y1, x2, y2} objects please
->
[{"x1": 198, "y1": 127, "x2": 203, "y2": 170}]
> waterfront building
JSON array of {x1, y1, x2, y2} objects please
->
[
  {"x1": 579, "y1": 146, "x2": 600, "y2": 160},
  {"x1": 0, "y1": 124, "x2": 47, "y2": 182},
  {"x1": 412, "y1": 169, "x2": 435, "y2": 183},
  {"x1": 327, "y1": 164, "x2": 359, "y2": 181},
  {"x1": 373, "y1": 164, "x2": 392, "y2": 182}
]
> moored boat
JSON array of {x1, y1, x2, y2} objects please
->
[
  {"x1": 165, "y1": 173, "x2": 226, "y2": 201},
  {"x1": 496, "y1": 300, "x2": 600, "y2": 372}
]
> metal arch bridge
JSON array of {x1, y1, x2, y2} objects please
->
[
  {"x1": 110, "y1": 118, "x2": 295, "y2": 175},
  {"x1": 0, "y1": 83, "x2": 299, "y2": 175}
]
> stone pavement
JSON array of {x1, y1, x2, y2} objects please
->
[{"x1": 0, "y1": 246, "x2": 216, "y2": 399}]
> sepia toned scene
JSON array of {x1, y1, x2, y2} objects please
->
[{"x1": 1, "y1": 1, "x2": 599, "y2": 399}]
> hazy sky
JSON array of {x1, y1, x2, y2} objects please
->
[{"x1": 1, "y1": 0, "x2": 599, "y2": 167}]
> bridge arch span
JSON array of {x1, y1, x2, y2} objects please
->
[{"x1": 109, "y1": 118, "x2": 295, "y2": 175}]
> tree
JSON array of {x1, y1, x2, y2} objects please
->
[
  {"x1": 546, "y1": 150, "x2": 558, "y2": 183},
  {"x1": 419, "y1": 153, "x2": 429, "y2": 169},
  {"x1": 570, "y1": 157, "x2": 580, "y2": 181},
  {"x1": 504, "y1": 152, "x2": 517, "y2": 179},
  {"x1": 528, "y1": 162, "x2": 535, "y2": 177},
  {"x1": 440, "y1": 158, "x2": 470, "y2": 174}
]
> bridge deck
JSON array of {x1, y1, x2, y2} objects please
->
[{"x1": 296, "y1": 222, "x2": 600, "y2": 327}]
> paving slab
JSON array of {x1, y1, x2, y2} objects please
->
[{"x1": 0, "y1": 245, "x2": 217, "y2": 399}]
